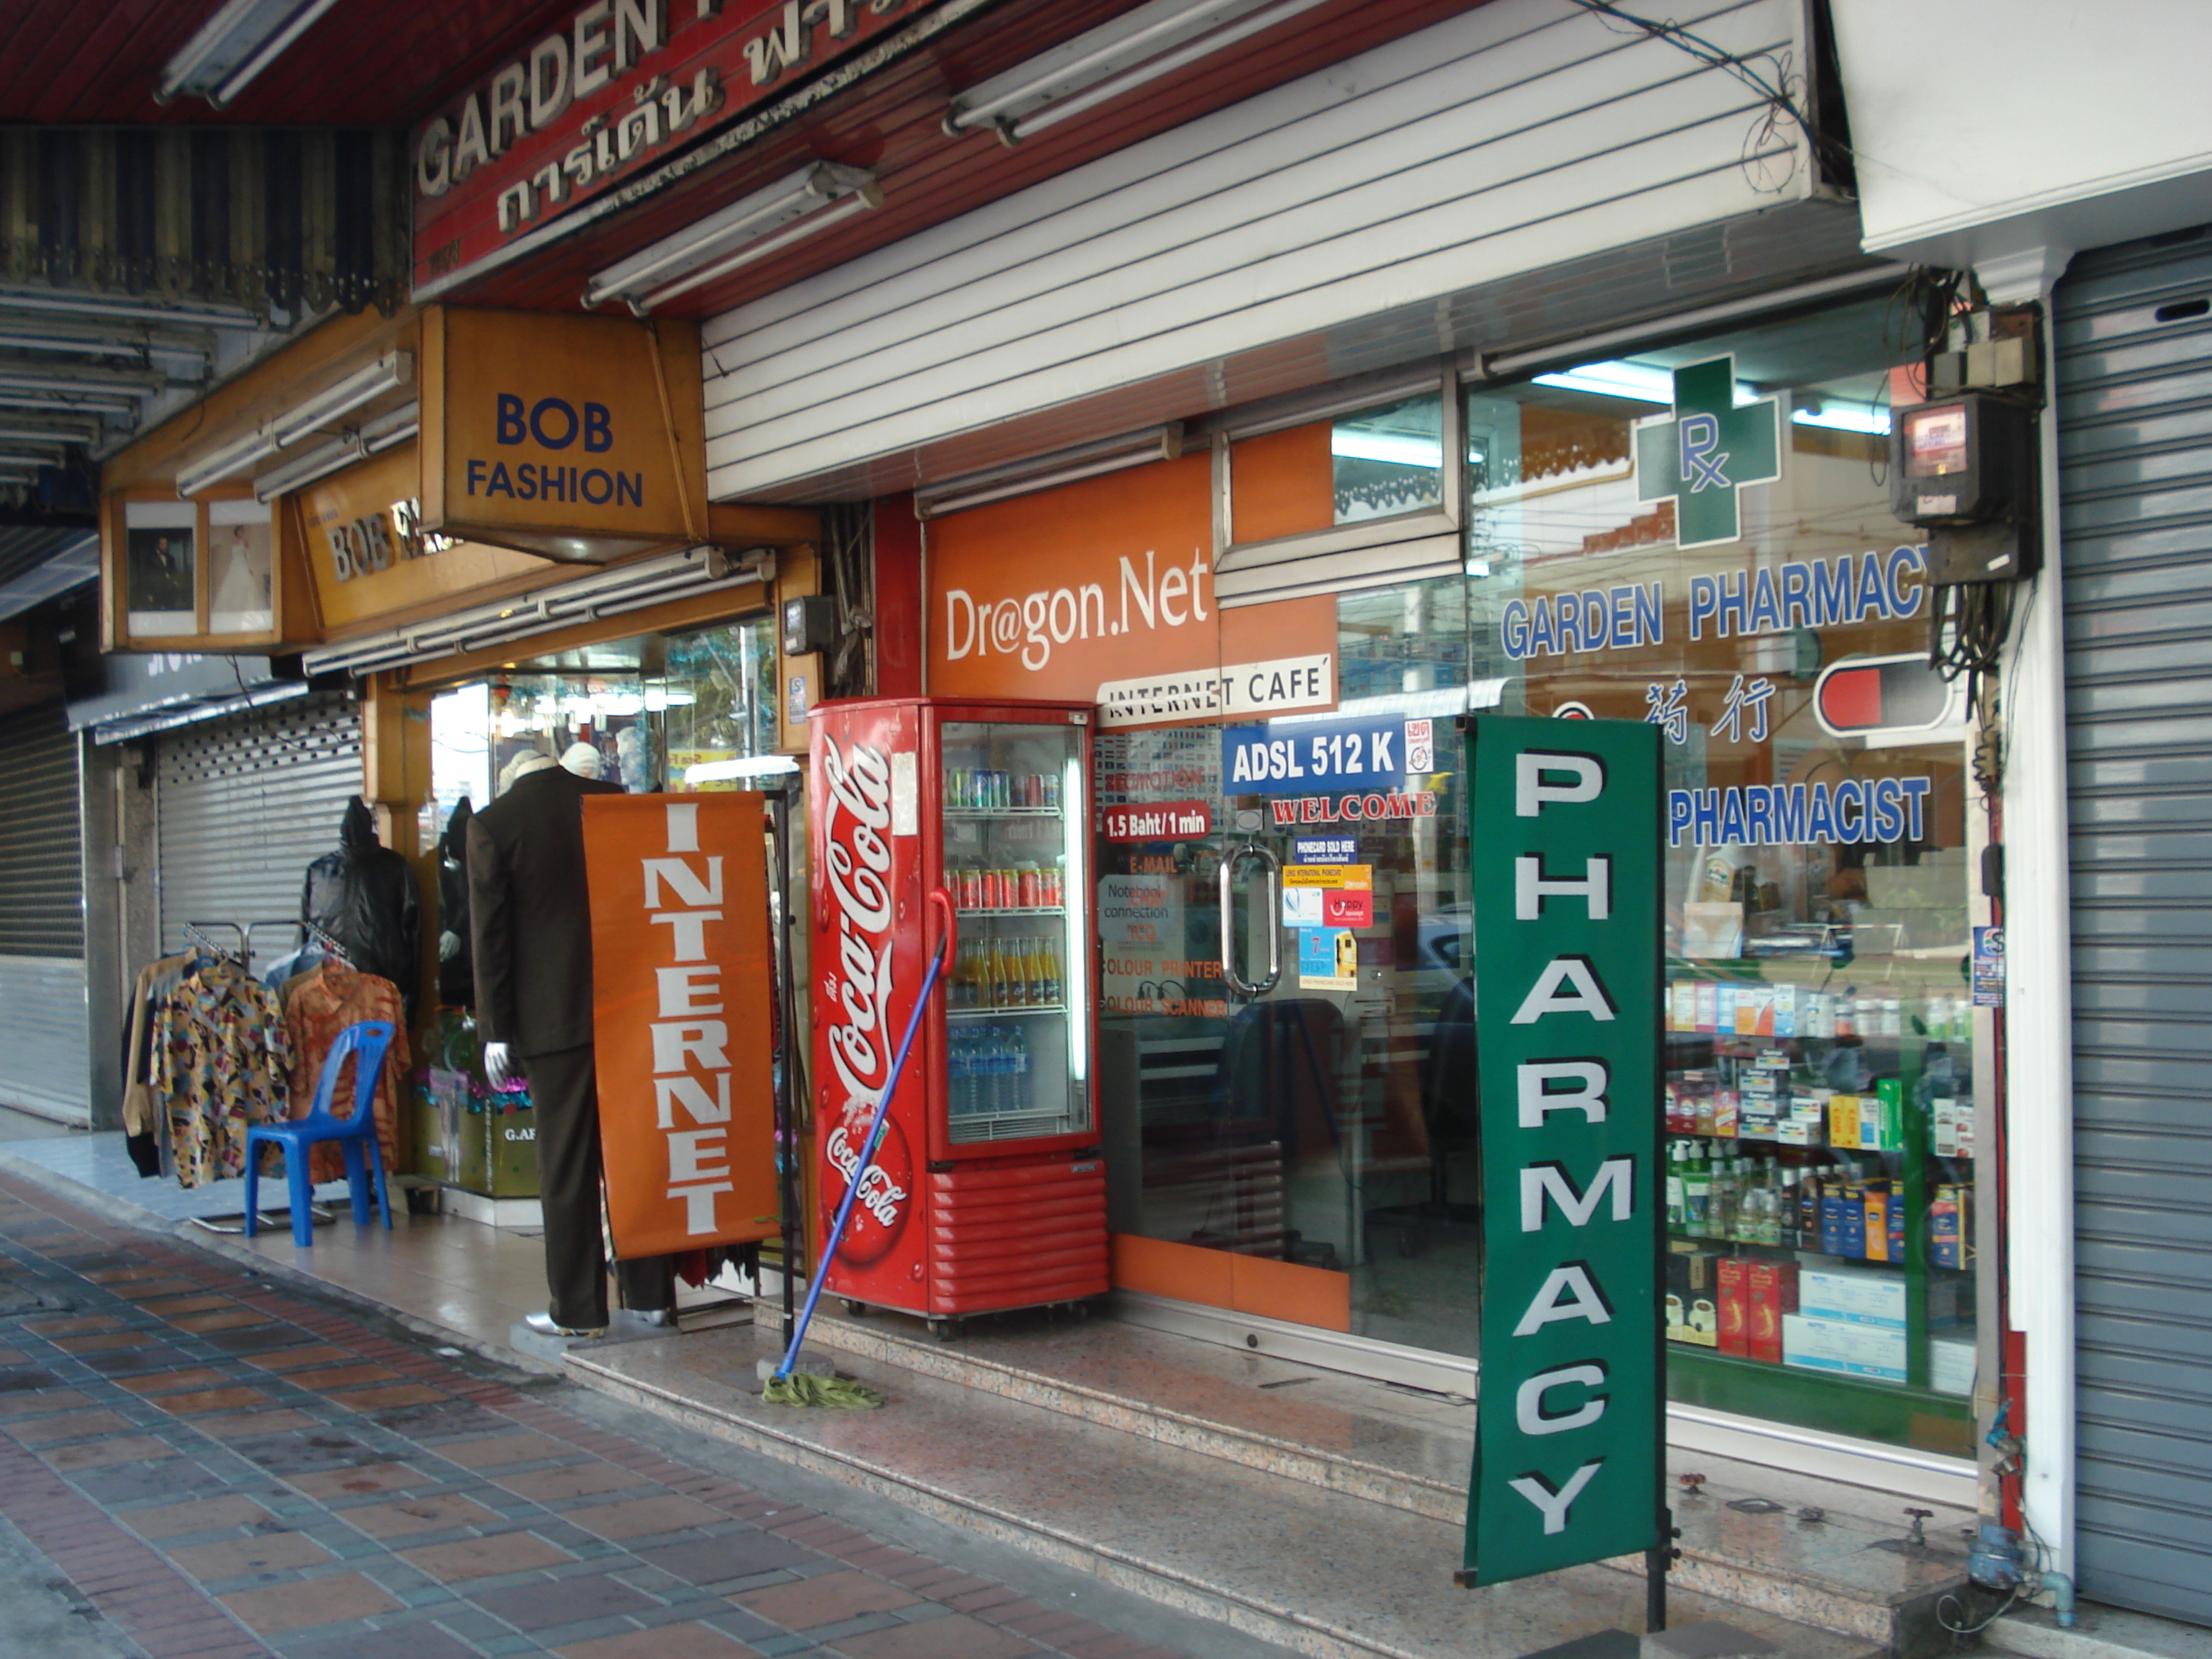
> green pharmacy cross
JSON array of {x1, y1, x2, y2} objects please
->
[{"x1": 1632, "y1": 356, "x2": 1781, "y2": 550}]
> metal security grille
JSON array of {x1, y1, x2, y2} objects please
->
[
  {"x1": 156, "y1": 690, "x2": 361, "y2": 970},
  {"x1": 2059, "y1": 225, "x2": 2212, "y2": 1625},
  {"x1": 0, "y1": 699, "x2": 87, "y2": 1120},
  {"x1": 0, "y1": 699, "x2": 81, "y2": 957}
]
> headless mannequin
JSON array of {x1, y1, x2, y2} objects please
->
[{"x1": 468, "y1": 751, "x2": 673, "y2": 1335}]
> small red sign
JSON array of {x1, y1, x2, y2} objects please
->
[
  {"x1": 1100, "y1": 801, "x2": 1211, "y2": 842},
  {"x1": 1321, "y1": 889, "x2": 1372, "y2": 927}
]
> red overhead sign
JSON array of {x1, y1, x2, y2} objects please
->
[{"x1": 410, "y1": 0, "x2": 927, "y2": 297}]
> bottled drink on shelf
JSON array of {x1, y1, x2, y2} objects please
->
[
  {"x1": 1683, "y1": 1141, "x2": 1711, "y2": 1238},
  {"x1": 1007, "y1": 1027, "x2": 1029, "y2": 1115},
  {"x1": 1665, "y1": 1142, "x2": 1686, "y2": 1228},
  {"x1": 1040, "y1": 937, "x2": 1062, "y2": 1004},
  {"x1": 1779, "y1": 1164, "x2": 1801, "y2": 1249}
]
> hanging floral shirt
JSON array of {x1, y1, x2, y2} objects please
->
[
  {"x1": 283, "y1": 962, "x2": 410, "y2": 1184},
  {"x1": 155, "y1": 958, "x2": 292, "y2": 1188}
]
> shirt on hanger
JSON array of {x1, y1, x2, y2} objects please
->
[
  {"x1": 283, "y1": 961, "x2": 411, "y2": 1184},
  {"x1": 154, "y1": 957, "x2": 292, "y2": 1189}
]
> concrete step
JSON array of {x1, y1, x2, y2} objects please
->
[
  {"x1": 794, "y1": 1303, "x2": 1971, "y2": 1655},
  {"x1": 1987, "y1": 1604, "x2": 2212, "y2": 1659},
  {"x1": 565, "y1": 1321, "x2": 1880, "y2": 1659}
]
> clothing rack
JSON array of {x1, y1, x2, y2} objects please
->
[
  {"x1": 296, "y1": 919, "x2": 354, "y2": 966},
  {"x1": 180, "y1": 921, "x2": 246, "y2": 962}
]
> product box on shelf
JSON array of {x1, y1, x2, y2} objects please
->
[
  {"x1": 1783, "y1": 1312, "x2": 1908, "y2": 1382},
  {"x1": 1933, "y1": 1098, "x2": 1962, "y2": 1157},
  {"x1": 1799, "y1": 1264, "x2": 1907, "y2": 1328},
  {"x1": 1666, "y1": 1246, "x2": 1722, "y2": 1346},
  {"x1": 1778, "y1": 1100, "x2": 1828, "y2": 1147},
  {"x1": 1712, "y1": 1089, "x2": 1740, "y2": 1137},
  {"x1": 1748, "y1": 1261, "x2": 1799, "y2": 1363},
  {"x1": 1673, "y1": 982, "x2": 1698, "y2": 1031},
  {"x1": 1771, "y1": 984, "x2": 1799, "y2": 1038},
  {"x1": 1735, "y1": 984, "x2": 1773, "y2": 1036},
  {"x1": 1829, "y1": 1094, "x2": 1861, "y2": 1149},
  {"x1": 1716, "y1": 984, "x2": 1737, "y2": 1035},
  {"x1": 1931, "y1": 1184, "x2": 1970, "y2": 1269},
  {"x1": 1930, "y1": 1336, "x2": 1975, "y2": 1396},
  {"x1": 1695, "y1": 981, "x2": 1719, "y2": 1033},
  {"x1": 1863, "y1": 1184, "x2": 1892, "y2": 1262},
  {"x1": 1717, "y1": 1258, "x2": 1750, "y2": 1356}
]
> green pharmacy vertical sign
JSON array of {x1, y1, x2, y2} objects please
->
[{"x1": 1464, "y1": 716, "x2": 1663, "y2": 1586}]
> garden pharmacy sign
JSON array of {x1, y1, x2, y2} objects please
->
[{"x1": 1463, "y1": 716, "x2": 1663, "y2": 1586}]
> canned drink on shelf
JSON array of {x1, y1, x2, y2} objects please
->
[{"x1": 1018, "y1": 863, "x2": 1042, "y2": 907}]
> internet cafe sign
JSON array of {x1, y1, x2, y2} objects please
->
[
  {"x1": 1463, "y1": 715, "x2": 1662, "y2": 1586},
  {"x1": 411, "y1": 0, "x2": 926, "y2": 293},
  {"x1": 927, "y1": 453, "x2": 1339, "y2": 729},
  {"x1": 583, "y1": 793, "x2": 778, "y2": 1256}
]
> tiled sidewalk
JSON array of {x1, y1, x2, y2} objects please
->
[{"x1": 0, "y1": 1171, "x2": 1212, "y2": 1659}]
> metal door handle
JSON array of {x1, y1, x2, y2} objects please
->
[{"x1": 1218, "y1": 842, "x2": 1282, "y2": 999}]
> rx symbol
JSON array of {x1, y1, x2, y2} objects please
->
[{"x1": 1678, "y1": 413, "x2": 1731, "y2": 493}]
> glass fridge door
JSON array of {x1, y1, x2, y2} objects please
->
[{"x1": 940, "y1": 719, "x2": 1090, "y2": 1146}]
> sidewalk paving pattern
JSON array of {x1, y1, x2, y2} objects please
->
[{"x1": 0, "y1": 1171, "x2": 1216, "y2": 1659}]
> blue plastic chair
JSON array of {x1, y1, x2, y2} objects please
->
[{"x1": 244, "y1": 1021, "x2": 396, "y2": 1247}]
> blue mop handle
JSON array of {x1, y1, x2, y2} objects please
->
[{"x1": 775, "y1": 894, "x2": 954, "y2": 1381}]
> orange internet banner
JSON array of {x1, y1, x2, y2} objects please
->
[{"x1": 583, "y1": 793, "x2": 778, "y2": 1258}]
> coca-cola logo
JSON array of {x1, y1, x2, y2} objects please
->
[
  {"x1": 824, "y1": 1118, "x2": 912, "y2": 1264},
  {"x1": 820, "y1": 735, "x2": 896, "y2": 1130},
  {"x1": 817, "y1": 732, "x2": 909, "y2": 1262}
]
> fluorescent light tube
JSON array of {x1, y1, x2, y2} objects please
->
[
  {"x1": 0, "y1": 451, "x2": 59, "y2": 468},
  {"x1": 0, "y1": 367, "x2": 163, "y2": 395},
  {"x1": 251, "y1": 402, "x2": 419, "y2": 502},
  {"x1": 270, "y1": 352, "x2": 412, "y2": 446},
  {"x1": 0, "y1": 286, "x2": 258, "y2": 332},
  {"x1": 160, "y1": 0, "x2": 341, "y2": 105},
  {"x1": 1331, "y1": 431, "x2": 1443, "y2": 467},
  {"x1": 585, "y1": 164, "x2": 880, "y2": 311},
  {"x1": 0, "y1": 390, "x2": 136, "y2": 415},
  {"x1": 0, "y1": 423, "x2": 96, "y2": 444},
  {"x1": 915, "y1": 426, "x2": 1182, "y2": 518},
  {"x1": 947, "y1": 0, "x2": 1334, "y2": 140},
  {"x1": 178, "y1": 428, "x2": 282, "y2": 498},
  {"x1": 1793, "y1": 403, "x2": 1890, "y2": 436}
]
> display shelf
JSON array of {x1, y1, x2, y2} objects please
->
[
  {"x1": 948, "y1": 1004, "x2": 1068, "y2": 1019},
  {"x1": 945, "y1": 807, "x2": 1063, "y2": 819},
  {"x1": 954, "y1": 906, "x2": 1066, "y2": 917},
  {"x1": 1665, "y1": 1347, "x2": 1973, "y2": 1458}
]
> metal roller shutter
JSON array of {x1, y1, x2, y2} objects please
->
[
  {"x1": 2059, "y1": 225, "x2": 2212, "y2": 1624},
  {"x1": 156, "y1": 690, "x2": 363, "y2": 971},
  {"x1": 0, "y1": 701, "x2": 89, "y2": 1119}
]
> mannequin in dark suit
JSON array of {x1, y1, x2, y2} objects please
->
[{"x1": 467, "y1": 754, "x2": 674, "y2": 1335}]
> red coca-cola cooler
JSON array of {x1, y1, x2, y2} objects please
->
[{"x1": 810, "y1": 695, "x2": 1107, "y2": 1334}]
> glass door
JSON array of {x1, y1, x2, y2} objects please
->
[
  {"x1": 940, "y1": 719, "x2": 1092, "y2": 1146},
  {"x1": 1095, "y1": 701, "x2": 1476, "y2": 1353}
]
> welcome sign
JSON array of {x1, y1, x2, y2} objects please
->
[{"x1": 1463, "y1": 716, "x2": 1662, "y2": 1586}]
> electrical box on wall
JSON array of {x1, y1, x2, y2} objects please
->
[
  {"x1": 775, "y1": 545, "x2": 822, "y2": 755},
  {"x1": 1889, "y1": 395, "x2": 2039, "y2": 584}
]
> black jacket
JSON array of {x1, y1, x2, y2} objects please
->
[
  {"x1": 466, "y1": 763, "x2": 621, "y2": 1057},
  {"x1": 300, "y1": 798, "x2": 422, "y2": 1022},
  {"x1": 437, "y1": 798, "x2": 475, "y2": 1008}
]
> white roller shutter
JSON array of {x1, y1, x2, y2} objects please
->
[
  {"x1": 0, "y1": 701, "x2": 88, "y2": 1120},
  {"x1": 156, "y1": 690, "x2": 364, "y2": 971}
]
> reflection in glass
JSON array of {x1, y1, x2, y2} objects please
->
[{"x1": 1332, "y1": 393, "x2": 1444, "y2": 524}]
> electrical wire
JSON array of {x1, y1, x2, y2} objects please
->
[{"x1": 1928, "y1": 578, "x2": 2013, "y2": 713}]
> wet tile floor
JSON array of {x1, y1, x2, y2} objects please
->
[{"x1": 0, "y1": 1169, "x2": 1264, "y2": 1659}]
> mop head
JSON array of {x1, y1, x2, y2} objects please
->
[{"x1": 763, "y1": 1370, "x2": 884, "y2": 1409}]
